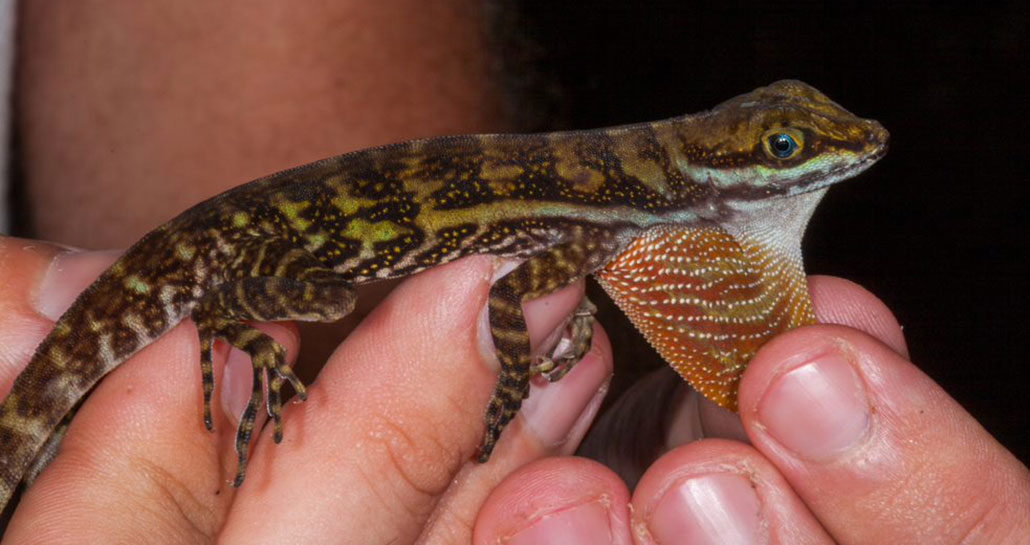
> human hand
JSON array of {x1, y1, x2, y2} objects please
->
[
  {"x1": 2, "y1": 235, "x2": 1028, "y2": 544},
  {"x1": 0, "y1": 237, "x2": 613, "y2": 543},
  {"x1": 473, "y1": 276, "x2": 1030, "y2": 544}
]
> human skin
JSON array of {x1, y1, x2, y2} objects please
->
[
  {"x1": 18, "y1": 0, "x2": 503, "y2": 249},
  {"x1": 1, "y1": 242, "x2": 1028, "y2": 544}
]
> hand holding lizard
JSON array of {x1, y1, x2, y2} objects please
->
[
  {"x1": 2, "y1": 240, "x2": 1028, "y2": 544},
  {"x1": 474, "y1": 276, "x2": 1030, "y2": 544},
  {"x1": 0, "y1": 240, "x2": 614, "y2": 542}
]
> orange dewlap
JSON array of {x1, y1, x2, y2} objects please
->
[{"x1": 595, "y1": 224, "x2": 815, "y2": 410}]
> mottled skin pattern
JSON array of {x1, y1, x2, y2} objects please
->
[{"x1": 0, "y1": 81, "x2": 887, "y2": 510}]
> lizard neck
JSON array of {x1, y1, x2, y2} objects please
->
[{"x1": 719, "y1": 188, "x2": 829, "y2": 261}]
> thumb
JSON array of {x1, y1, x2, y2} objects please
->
[{"x1": 739, "y1": 324, "x2": 1030, "y2": 543}]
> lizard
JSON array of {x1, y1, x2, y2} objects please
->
[{"x1": 0, "y1": 80, "x2": 887, "y2": 511}]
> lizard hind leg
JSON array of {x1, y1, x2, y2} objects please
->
[
  {"x1": 478, "y1": 236, "x2": 610, "y2": 462},
  {"x1": 195, "y1": 318, "x2": 304, "y2": 438},
  {"x1": 191, "y1": 273, "x2": 356, "y2": 486},
  {"x1": 198, "y1": 321, "x2": 285, "y2": 487}
]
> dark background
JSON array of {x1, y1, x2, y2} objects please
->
[{"x1": 499, "y1": 1, "x2": 1029, "y2": 463}]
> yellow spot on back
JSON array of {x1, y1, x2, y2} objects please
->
[
  {"x1": 481, "y1": 162, "x2": 524, "y2": 181},
  {"x1": 480, "y1": 161, "x2": 524, "y2": 198},
  {"x1": 124, "y1": 274, "x2": 151, "y2": 295},
  {"x1": 176, "y1": 243, "x2": 196, "y2": 260},
  {"x1": 555, "y1": 157, "x2": 606, "y2": 194},
  {"x1": 278, "y1": 200, "x2": 308, "y2": 219},
  {"x1": 342, "y1": 219, "x2": 406, "y2": 243},
  {"x1": 232, "y1": 212, "x2": 250, "y2": 228},
  {"x1": 278, "y1": 201, "x2": 312, "y2": 230},
  {"x1": 613, "y1": 134, "x2": 672, "y2": 199},
  {"x1": 306, "y1": 232, "x2": 328, "y2": 250},
  {"x1": 331, "y1": 193, "x2": 373, "y2": 216}
]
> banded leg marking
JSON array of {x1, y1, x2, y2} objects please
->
[
  {"x1": 478, "y1": 238, "x2": 606, "y2": 462},
  {"x1": 202, "y1": 321, "x2": 286, "y2": 486},
  {"x1": 192, "y1": 272, "x2": 356, "y2": 486}
]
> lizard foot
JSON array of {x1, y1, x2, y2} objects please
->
[
  {"x1": 192, "y1": 269, "x2": 356, "y2": 486},
  {"x1": 530, "y1": 297, "x2": 597, "y2": 382},
  {"x1": 195, "y1": 318, "x2": 305, "y2": 487}
]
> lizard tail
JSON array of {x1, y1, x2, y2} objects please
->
[{"x1": 0, "y1": 232, "x2": 199, "y2": 510}]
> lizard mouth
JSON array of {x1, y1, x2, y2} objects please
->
[{"x1": 783, "y1": 139, "x2": 889, "y2": 197}]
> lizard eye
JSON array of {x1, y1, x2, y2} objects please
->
[{"x1": 762, "y1": 129, "x2": 804, "y2": 160}]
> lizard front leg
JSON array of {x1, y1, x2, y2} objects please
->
[
  {"x1": 192, "y1": 271, "x2": 356, "y2": 486},
  {"x1": 478, "y1": 236, "x2": 609, "y2": 462}
]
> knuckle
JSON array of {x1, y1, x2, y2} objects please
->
[{"x1": 361, "y1": 410, "x2": 466, "y2": 505}]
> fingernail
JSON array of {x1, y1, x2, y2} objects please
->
[
  {"x1": 649, "y1": 473, "x2": 761, "y2": 545},
  {"x1": 476, "y1": 262, "x2": 585, "y2": 372},
  {"x1": 35, "y1": 249, "x2": 121, "y2": 321},
  {"x1": 758, "y1": 347, "x2": 870, "y2": 461},
  {"x1": 506, "y1": 498, "x2": 614, "y2": 545},
  {"x1": 520, "y1": 347, "x2": 610, "y2": 452},
  {"x1": 221, "y1": 346, "x2": 252, "y2": 424}
]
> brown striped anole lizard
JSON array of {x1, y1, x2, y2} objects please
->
[{"x1": 0, "y1": 80, "x2": 888, "y2": 511}]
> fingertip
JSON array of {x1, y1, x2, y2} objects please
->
[
  {"x1": 520, "y1": 324, "x2": 613, "y2": 456},
  {"x1": 474, "y1": 456, "x2": 632, "y2": 545},
  {"x1": 631, "y1": 439, "x2": 830, "y2": 545},
  {"x1": 746, "y1": 329, "x2": 872, "y2": 462},
  {"x1": 738, "y1": 325, "x2": 908, "y2": 465},
  {"x1": 739, "y1": 324, "x2": 1030, "y2": 542},
  {"x1": 35, "y1": 249, "x2": 122, "y2": 321},
  {"x1": 0, "y1": 240, "x2": 76, "y2": 387},
  {"x1": 807, "y1": 275, "x2": 908, "y2": 357},
  {"x1": 0, "y1": 243, "x2": 121, "y2": 389}
]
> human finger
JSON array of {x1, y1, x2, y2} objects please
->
[
  {"x1": 474, "y1": 456, "x2": 633, "y2": 545},
  {"x1": 2, "y1": 240, "x2": 301, "y2": 542},
  {"x1": 697, "y1": 274, "x2": 908, "y2": 443},
  {"x1": 739, "y1": 325, "x2": 1030, "y2": 543},
  {"x1": 220, "y1": 256, "x2": 602, "y2": 543},
  {"x1": 630, "y1": 439, "x2": 833, "y2": 544}
]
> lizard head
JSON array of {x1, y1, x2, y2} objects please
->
[{"x1": 677, "y1": 80, "x2": 889, "y2": 199}]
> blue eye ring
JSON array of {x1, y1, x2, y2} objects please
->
[{"x1": 767, "y1": 133, "x2": 799, "y2": 158}]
